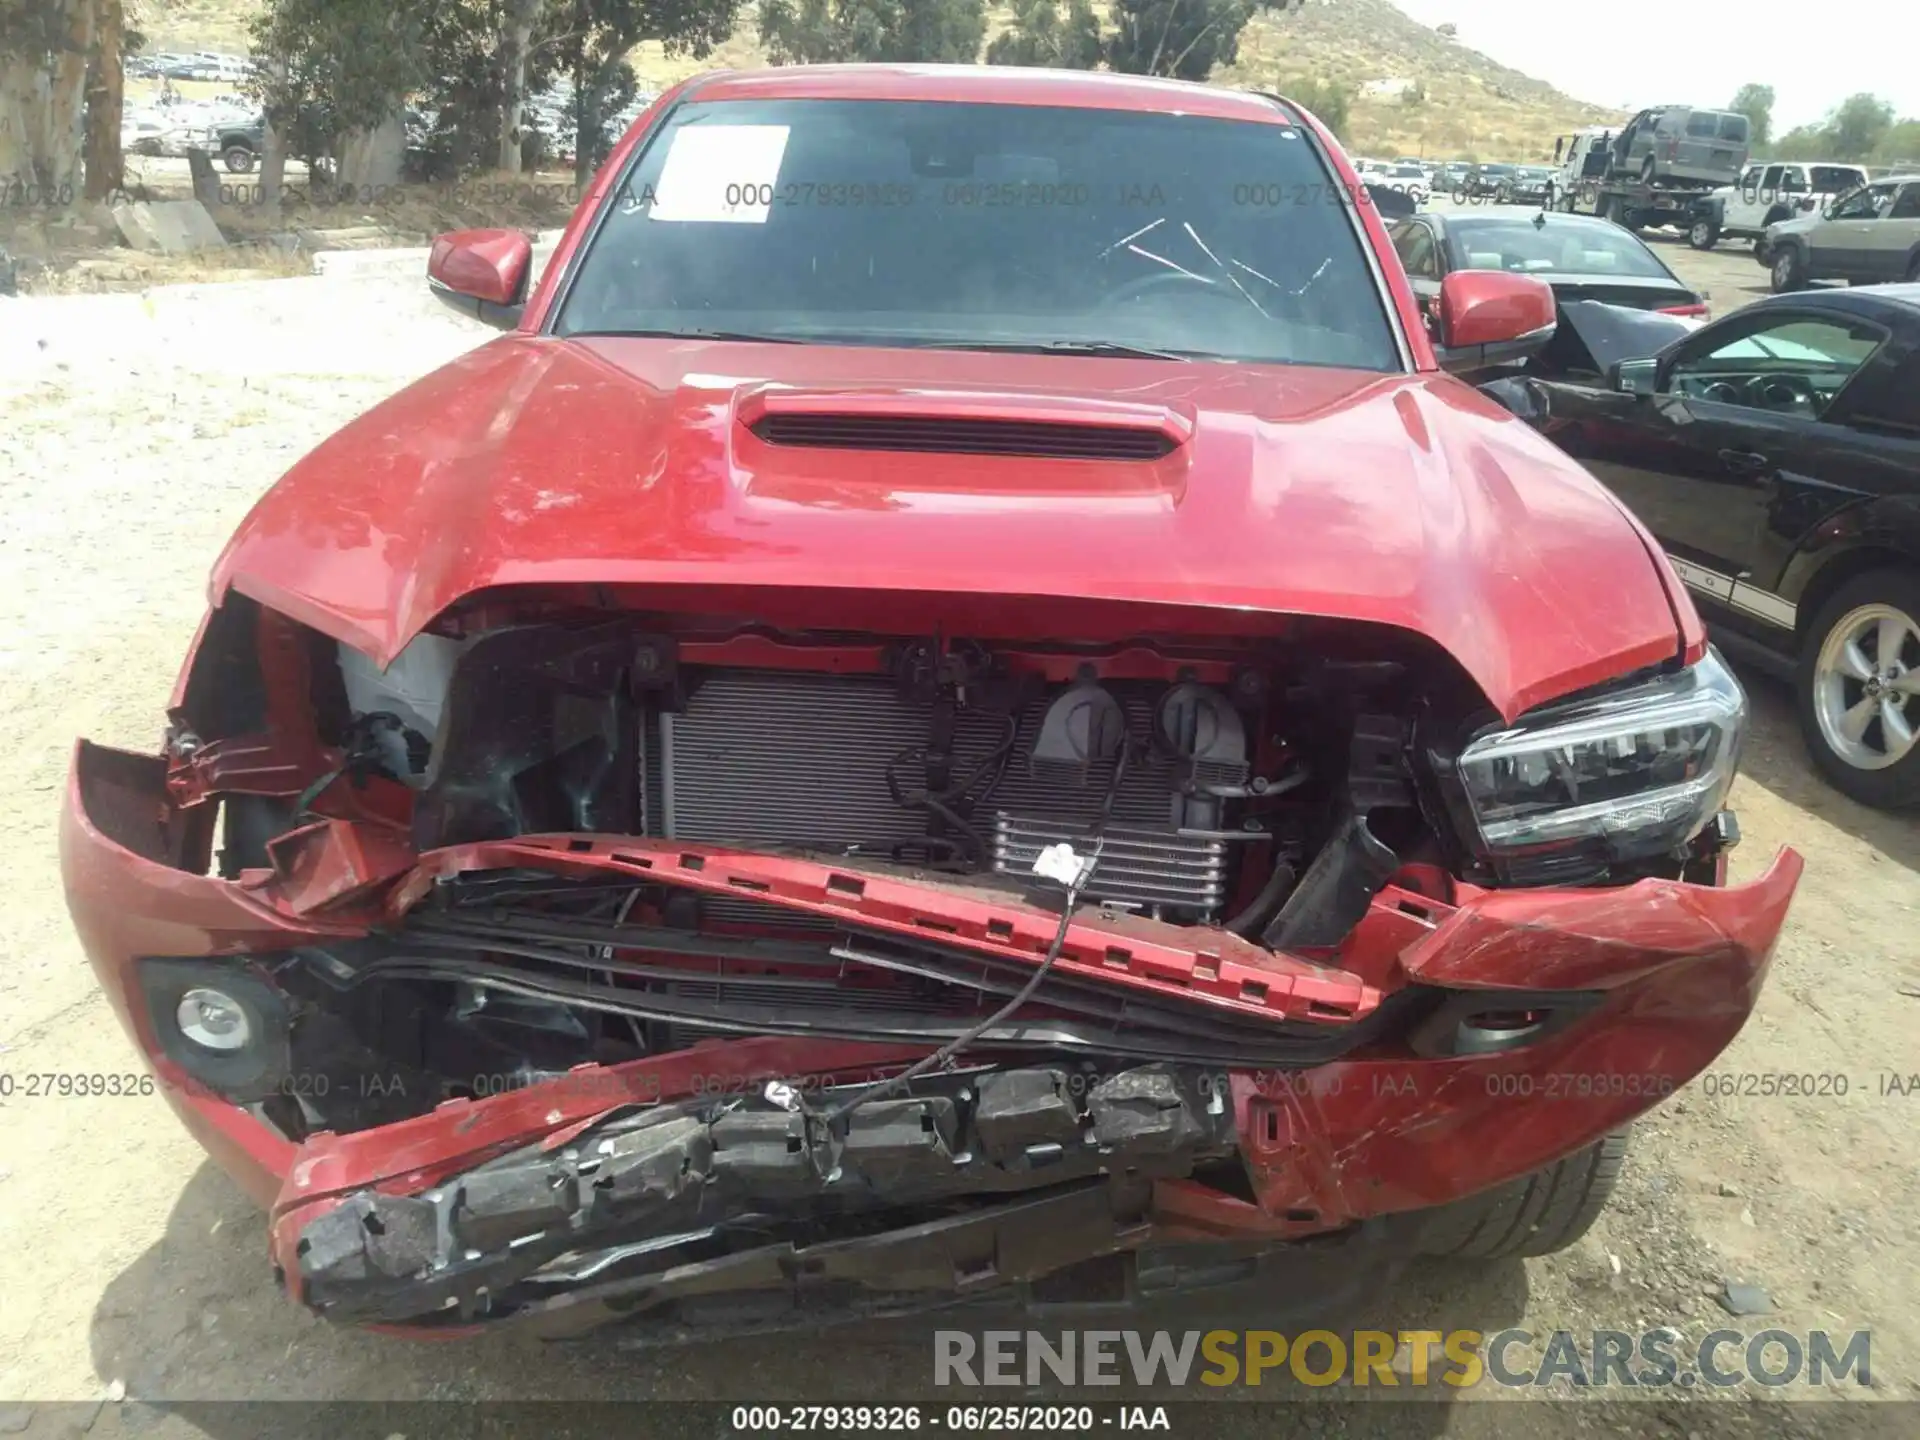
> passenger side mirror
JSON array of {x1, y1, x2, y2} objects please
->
[
  {"x1": 1432, "y1": 270, "x2": 1557, "y2": 374},
  {"x1": 1610, "y1": 357, "x2": 1660, "y2": 394},
  {"x1": 427, "y1": 227, "x2": 532, "y2": 329}
]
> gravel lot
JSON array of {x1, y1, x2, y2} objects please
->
[{"x1": 0, "y1": 228, "x2": 1916, "y2": 1438}]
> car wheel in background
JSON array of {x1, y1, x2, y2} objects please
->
[
  {"x1": 1414, "y1": 1130, "x2": 1631, "y2": 1259},
  {"x1": 1771, "y1": 245, "x2": 1807, "y2": 292},
  {"x1": 1907, "y1": 253, "x2": 1920, "y2": 283},
  {"x1": 1688, "y1": 217, "x2": 1720, "y2": 249},
  {"x1": 1797, "y1": 569, "x2": 1920, "y2": 808},
  {"x1": 223, "y1": 145, "x2": 255, "y2": 173}
]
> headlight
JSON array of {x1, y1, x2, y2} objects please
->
[{"x1": 1452, "y1": 649, "x2": 1746, "y2": 875}]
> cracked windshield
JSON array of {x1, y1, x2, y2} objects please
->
[{"x1": 559, "y1": 99, "x2": 1399, "y2": 368}]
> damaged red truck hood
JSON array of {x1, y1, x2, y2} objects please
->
[{"x1": 209, "y1": 336, "x2": 1685, "y2": 720}]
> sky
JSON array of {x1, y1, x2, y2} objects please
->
[{"x1": 1388, "y1": 0, "x2": 1919, "y2": 131}]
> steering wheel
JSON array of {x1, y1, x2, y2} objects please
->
[
  {"x1": 1100, "y1": 270, "x2": 1231, "y2": 308},
  {"x1": 1746, "y1": 374, "x2": 1815, "y2": 413}
]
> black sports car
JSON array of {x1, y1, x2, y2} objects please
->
[{"x1": 1482, "y1": 284, "x2": 1920, "y2": 809}]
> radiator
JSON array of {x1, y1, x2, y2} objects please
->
[{"x1": 652, "y1": 669, "x2": 1238, "y2": 918}]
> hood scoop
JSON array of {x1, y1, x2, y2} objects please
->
[{"x1": 738, "y1": 386, "x2": 1193, "y2": 462}]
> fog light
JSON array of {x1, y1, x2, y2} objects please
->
[
  {"x1": 137, "y1": 957, "x2": 292, "y2": 1102},
  {"x1": 176, "y1": 988, "x2": 251, "y2": 1051}
]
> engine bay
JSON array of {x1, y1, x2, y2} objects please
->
[
  {"x1": 266, "y1": 613, "x2": 1465, "y2": 939},
  {"x1": 151, "y1": 599, "x2": 1730, "y2": 1148}
]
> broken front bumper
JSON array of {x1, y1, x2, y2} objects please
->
[{"x1": 61, "y1": 739, "x2": 1803, "y2": 1334}]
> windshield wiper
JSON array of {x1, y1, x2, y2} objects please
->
[
  {"x1": 935, "y1": 338, "x2": 1199, "y2": 362},
  {"x1": 563, "y1": 330, "x2": 1200, "y2": 361},
  {"x1": 562, "y1": 327, "x2": 811, "y2": 344}
]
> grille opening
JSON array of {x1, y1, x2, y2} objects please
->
[{"x1": 749, "y1": 412, "x2": 1179, "y2": 461}]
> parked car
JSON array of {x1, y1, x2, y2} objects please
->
[
  {"x1": 1762, "y1": 175, "x2": 1920, "y2": 290},
  {"x1": 1431, "y1": 160, "x2": 1472, "y2": 194},
  {"x1": 1486, "y1": 285, "x2": 1920, "y2": 806},
  {"x1": 1690, "y1": 162, "x2": 1871, "y2": 250},
  {"x1": 62, "y1": 67, "x2": 1789, "y2": 1340},
  {"x1": 1463, "y1": 162, "x2": 1519, "y2": 197},
  {"x1": 1495, "y1": 166, "x2": 1556, "y2": 205},
  {"x1": 1381, "y1": 161, "x2": 1430, "y2": 203},
  {"x1": 1389, "y1": 210, "x2": 1708, "y2": 373},
  {"x1": 1609, "y1": 105, "x2": 1752, "y2": 187}
]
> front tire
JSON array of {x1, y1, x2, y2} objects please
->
[
  {"x1": 1416, "y1": 1130, "x2": 1631, "y2": 1259},
  {"x1": 223, "y1": 145, "x2": 255, "y2": 173},
  {"x1": 1771, "y1": 243, "x2": 1807, "y2": 292},
  {"x1": 1797, "y1": 570, "x2": 1920, "y2": 808},
  {"x1": 1688, "y1": 216, "x2": 1720, "y2": 249}
]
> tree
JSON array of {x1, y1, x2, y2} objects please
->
[
  {"x1": 1, "y1": 0, "x2": 96, "y2": 198},
  {"x1": 1106, "y1": 0, "x2": 1288, "y2": 80},
  {"x1": 1873, "y1": 117, "x2": 1920, "y2": 167},
  {"x1": 1729, "y1": 82, "x2": 1773, "y2": 149},
  {"x1": 760, "y1": 0, "x2": 986, "y2": 65},
  {"x1": 1280, "y1": 74, "x2": 1351, "y2": 140},
  {"x1": 992, "y1": 0, "x2": 1308, "y2": 82},
  {"x1": 1436, "y1": 21, "x2": 1456, "y2": 38},
  {"x1": 82, "y1": 0, "x2": 123, "y2": 199},
  {"x1": 499, "y1": 0, "x2": 546, "y2": 172},
  {"x1": 985, "y1": 0, "x2": 1100, "y2": 68},
  {"x1": 1828, "y1": 92, "x2": 1895, "y2": 161},
  {"x1": 1765, "y1": 94, "x2": 1902, "y2": 164},
  {"x1": 543, "y1": 0, "x2": 742, "y2": 184},
  {"x1": 1768, "y1": 122, "x2": 1825, "y2": 162},
  {"x1": 249, "y1": 0, "x2": 435, "y2": 186}
]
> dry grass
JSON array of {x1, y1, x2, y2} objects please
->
[
  {"x1": 1220, "y1": 0, "x2": 1623, "y2": 159},
  {"x1": 32, "y1": 243, "x2": 315, "y2": 292}
]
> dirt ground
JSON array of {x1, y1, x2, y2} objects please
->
[{"x1": 0, "y1": 231, "x2": 1916, "y2": 1438}]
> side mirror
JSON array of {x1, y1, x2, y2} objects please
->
[
  {"x1": 427, "y1": 227, "x2": 532, "y2": 329},
  {"x1": 1610, "y1": 357, "x2": 1660, "y2": 394},
  {"x1": 1432, "y1": 270, "x2": 1557, "y2": 374},
  {"x1": 1478, "y1": 374, "x2": 1547, "y2": 423}
]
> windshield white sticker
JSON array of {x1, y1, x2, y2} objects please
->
[{"x1": 648, "y1": 124, "x2": 791, "y2": 224}]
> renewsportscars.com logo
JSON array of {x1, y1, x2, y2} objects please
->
[{"x1": 933, "y1": 1329, "x2": 1873, "y2": 1390}]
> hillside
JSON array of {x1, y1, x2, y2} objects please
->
[
  {"x1": 135, "y1": 0, "x2": 1622, "y2": 162},
  {"x1": 1222, "y1": 0, "x2": 1624, "y2": 159}
]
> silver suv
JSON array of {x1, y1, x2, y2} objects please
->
[{"x1": 1613, "y1": 106, "x2": 1752, "y2": 186}]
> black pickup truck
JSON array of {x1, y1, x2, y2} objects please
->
[{"x1": 209, "y1": 118, "x2": 266, "y2": 173}]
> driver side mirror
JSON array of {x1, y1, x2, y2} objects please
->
[
  {"x1": 428, "y1": 227, "x2": 533, "y2": 329},
  {"x1": 1610, "y1": 357, "x2": 1660, "y2": 394},
  {"x1": 1432, "y1": 270, "x2": 1557, "y2": 374}
]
